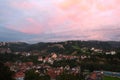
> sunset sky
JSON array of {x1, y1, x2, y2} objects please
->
[{"x1": 0, "y1": 0, "x2": 120, "y2": 43}]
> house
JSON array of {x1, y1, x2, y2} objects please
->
[
  {"x1": 14, "y1": 71, "x2": 25, "y2": 80},
  {"x1": 51, "y1": 53, "x2": 57, "y2": 59},
  {"x1": 105, "y1": 51, "x2": 116, "y2": 55}
]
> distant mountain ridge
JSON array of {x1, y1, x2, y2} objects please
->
[{"x1": 0, "y1": 41, "x2": 120, "y2": 54}]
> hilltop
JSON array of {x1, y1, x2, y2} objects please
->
[{"x1": 0, "y1": 41, "x2": 120, "y2": 55}]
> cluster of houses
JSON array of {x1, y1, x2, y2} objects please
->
[
  {"x1": 4, "y1": 53, "x2": 82, "y2": 80},
  {"x1": 0, "y1": 42, "x2": 117, "y2": 80},
  {"x1": 91, "y1": 47, "x2": 116, "y2": 55},
  {"x1": 4, "y1": 52, "x2": 105, "y2": 80}
]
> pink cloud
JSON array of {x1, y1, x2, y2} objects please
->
[
  {"x1": 22, "y1": 18, "x2": 44, "y2": 34},
  {"x1": 23, "y1": 18, "x2": 44, "y2": 34},
  {"x1": 26, "y1": 18, "x2": 36, "y2": 23},
  {"x1": 52, "y1": 0, "x2": 120, "y2": 30},
  {"x1": 7, "y1": 18, "x2": 44, "y2": 34},
  {"x1": 6, "y1": 0, "x2": 120, "y2": 41}
]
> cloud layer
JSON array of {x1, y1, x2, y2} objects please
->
[{"x1": 0, "y1": 0, "x2": 120, "y2": 42}]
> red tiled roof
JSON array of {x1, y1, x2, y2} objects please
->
[
  {"x1": 14, "y1": 71, "x2": 25, "y2": 78},
  {"x1": 90, "y1": 72, "x2": 97, "y2": 80}
]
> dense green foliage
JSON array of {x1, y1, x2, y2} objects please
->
[
  {"x1": 0, "y1": 53, "x2": 39, "y2": 63},
  {"x1": 0, "y1": 62, "x2": 15, "y2": 80},
  {"x1": 53, "y1": 59, "x2": 78, "y2": 68},
  {"x1": 56, "y1": 72, "x2": 81, "y2": 80},
  {"x1": 3, "y1": 41, "x2": 120, "y2": 54}
]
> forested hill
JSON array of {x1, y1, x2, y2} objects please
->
[{"x1": 1, "y1": 41, "x2": 120, "y2": 54}]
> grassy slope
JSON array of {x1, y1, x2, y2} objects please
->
[{"x1": 103, "y1": 76, "x2": 120, "y2": 80}]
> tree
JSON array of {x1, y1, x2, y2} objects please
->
[
  {"x1": 56, "y1": 71, "x2": 82, "y2": 80},
  {"x1": 0, "y1": 62, "x2": 15, "y2": 80},
  {"x1": 24, "y1": 69, "x2": 40, "y2": 80},
  {"x1": 24, "y1": 69, "x2": 50, "y2": 80}
]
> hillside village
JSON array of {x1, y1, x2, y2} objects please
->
[{"x1": 0, "y1": 41, "x2": 120, "y2": 80}]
